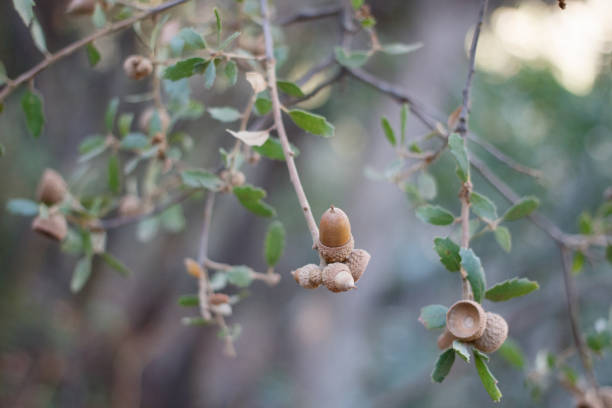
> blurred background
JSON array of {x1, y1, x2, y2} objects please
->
[{"x1": 1, "y1": 0, "x2": 612, "y2": 406}]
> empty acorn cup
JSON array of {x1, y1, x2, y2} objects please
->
[{"x1": 446, "y1": 300, "x2": 487, "y2": 341}]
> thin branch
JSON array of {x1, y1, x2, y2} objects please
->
[
  {"x1": 260, "y1": 0, "x2": 320, "y2": 246},
  {"x1": 278, "y1": 4, "x2": 343, "y2": 26},
  {"x1": 197, "y1": 193, "x2": 216, "y2": 265},
  {"x1": 0, "y1": 0, "x2": 190, "y2": 103}
]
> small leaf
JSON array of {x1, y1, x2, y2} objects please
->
[
  {"x1": 21, "y1": 90, "x2": 44, "y2": 138},
  {"x1": 12, "y1": 0, "x2": 34, "y2": 26},
  {"x1": 71, "y1": 256, "x2": 93, "y2": 293},
  {"x1": 381, "y1": 42, "x2": 423, "y2": 55},
  {"x1": 264, "y1": 220, "x2": 285, "y2": 267},
  {"x1": 418, "y1": 304, "x2": 448, "y2": 329},
  {"x1": 180, "y1": 169, "x2": 223, "y2": 191},
  {"x1": 182, "y1": 316, "x2": 210, "y2": 326},
  {"x1": 227, "y1": 265, "x2": 253, "y2": 287},
  {"x1": 485, "y1": 277, "x2": 539, "y2": 302},
  {"x1": 178, "y1": 294, "x2": 199, "y2": 307},
  {"x1": 163, "y1": 57, "x2": 206, "y2": 81},
  {"x1": 416, "y1": 205, "x2": 455, "y2": 226},
  {"x1": 494, "y1": 226, "x2": 512, "y2": 252},
  {"x1": 586, "y1": 331, "x2": 612, "y2": 353},
  {"x1": 572, "y1": 251, "x2": 585, "y2": 275},
  {"x1": 226, "y1": 129, "x2": 269, "y2": 146},
  {"x1": 252, "y1": 137, "x2": 300, "y2": 160},
  {"x1": 470, "y1": 192, "x2": 498, "y2": 221},
  {"x1": 503, "y1": 196, "x2": 539, "y2": 221},
  {"x1": 84, "y1": 42, "x2": 102, "y2": 67},
  {"x1": 214, "y1": 7, "x2": 222, "y2": 43},
  {"x1": 179, "y1": 27, "x2": 206, "y2": 50},
  {"x1": 219, "y1": 32, "x2": 241, "y2": 50},
  {"x1": 92, "y1": 3, "x2": 106, "y2": 28},
  {"x1": 107, "y1": 155, "x2": 120, "y2": 194},
  {"x1": 417, "y1": 172, "x2": 437, "y2": 201},
  {"x1": 118, "y1": 113, "x2": 134, "y2": 137},
  {"x1": 208, "y1": 106, "x2": 242, "y2": 122},
  {"x1": 277, "y1": 81, "x2": 305, "y2": 98},
  {"x1": 254, "y1": 95, "x2": 272, "y2": 115},
  {"x1": 224, "y1": 61, "x2": 237, "y2": 86},
  {"x1": 606, "y1": 246, "x2": 612, "y2": 265},
  {"x1": 431, "y1": 349, "x2": 455, "y2": 383},
  {"x1": 30, "y1": 20, "x2": 48, "y2": 55},
  {"x1": 498, "y1": 339, "x2": 526, "y2": 369},
  {"x1": 105, "y1": 97, "x2": 119, "y2": 133},
  {"x1": 448, "y1": 133, "x2": 469, "y2": 182},
  {"x1": 473, "y1": 349, "x2": 502, "y2": 402},
  {"x1": 452, "y1": 340, "x2": 471, "y2": 362},
  {"x1": 100, "y1": 252, "x2": 131, "y2": 276},
  {"x1": 433, "y1": 237, "x2": 461, "y2": 272},
  {"x1": 6, "y1": 198, "x2": 39, "y2": 216},
  {"x1": 160, "y1": 204, "x2": 185, "y2": 233},
  {"x1": 119, "y1": 133, "x2": 149, "y2": 150},
  {"x1": 233, "y1": 184, "x2": 276, "y2": 217},
  {"x1": 460, "y1": 248, "x2": 486, "y2": 303},
  {"x1": 400, "y1": 103, "x2": 409, "y2": 144},
  {"x1": 334, "y1": 47, "x2": 370, "y2": 68},
  {"x1": 380, "y1": 116, "x2": 396, "y2": 146},
  {"x1": 204, "y1": 60, "x2": 216, "y2": 89},
  {"x1": 288, "y1": 109, "x2": 334, "y2": 137},
  {"x1": 351, "y1": 0, "x2": 364, "y2": 10}
]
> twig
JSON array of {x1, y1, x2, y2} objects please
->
[
  {"x1": 260, "y1": 0, "x2": 320, "y2": 246},
  {"x1": 0, "y1": 0, "x2": 190, "y2": 103},
  {"x1": 197, "y1": 193, "x2": 216, "y2": 265},
  {"x1": 278, "y1": 4, "x2": 343, "y2": 26}
]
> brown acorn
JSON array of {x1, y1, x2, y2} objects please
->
[
  {"x1": 322, "y1": 263, "x2": 355, "y2": 293},
  {"x1": 437, "y1": 329, "x2": 457, "y2": 350},
  {"x1": 472, "y1": 312, "x2": 508, "y2": 353},
  {"x1": 32, "y1": 213, "x2": 68, "y2": 241},
  {"x1": 317, "y1": 206, "x2": 354, "y2": 263},
  {"x1": 446, "y1": 300, "x2": 487, "y2": 341},
  {"x1": 209, "y1": 293, "x2": 230, "y2": 305},
  {"x1": 37, "y1": 169, "x2": 68, "y2": 205},
  {"x1": 139, "y1": 107, "x2": 170, "y2": 134},
  {"x1": 291, "y1": 264, "x2": 322, "y2": 289},
  {"x1": 123, "y1": 55, "x2": 153, "y2": 80},
  {"x1": 345, "y1": 249, "x2": 371, "y2": 283}
]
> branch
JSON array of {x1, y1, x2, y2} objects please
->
[
  {"x1": 197, "y1": 192, "x2": 216, "y2": 265},
  {"x1": 278, "y1": 4, "x2": 343, "y2": 26},
  {"x1": 260, "y1": 0, "x2": 320, "y2": 246},
  {"x1": 0, "y1": 0, "x2": 190, "y2": 103}
]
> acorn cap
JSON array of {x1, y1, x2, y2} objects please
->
[
  {"x1": 209, "y1": 293, "x2": 230, "y2": 306},
  {"x1": 139, "y1": 107, "x2": 171, "y2": 134},
  {"x1": 446, "y1": 300, "x2": 487, "y2": 341},
  {"x1": 346, "y1": 249, "x2": 371, "y2": 282},
  {"x1": 437, "y1": 328, "x2": 457, "y2": 350},
  {"x1": 322, "y1": 263, "x2": 356, "y2": 293},
  {"x1": 472, "y1": 312, "x2": 508, "y2": 353},
  {"x1": 32, "y1": 213, "x2": 67, "y2": 241},
  {"x1": 319, "y1": 206, "x2": 351, "y2": 247},
  {"x1": 124, "y1": 55, "x2": 153, "y2": 80},
  {"x1": 37, "y1": 169, "x2": 68, "y2": 205},
  {"x1": 291, "y1": 264, "x2": 322, "y2": 289},
  {"x1": 318, "y1": 235, "x2": 354, "y2": 264}
]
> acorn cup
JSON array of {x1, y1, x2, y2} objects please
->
[
  {"x1": 472, "y1": 312, "x2": 509, "y2": 353},
  {"x1": 139, "y1": 107, "x2": 171, "y2": 134},
  {"x1": 292, "y1": 264, "x2": 322, "y2": 289},
  {"x1": 446, "y1": 300, "x2": 487, "y2": 342},
  {"x1": 322, "y1": 263, "x2": 355, "y2": 293},
  {"x1": 209, "y1": 293, "x2": 230, "y2": 305},
  {"x1": 123, "y1": 55, "x2": 153, "y2": 80},
  {"x1": 317, "y1": 206, "x2": 354, "y2": 263},
  {"x1": 32, "y1": 212, "x2": 68, "y2": 242},
  {"x1": 345, "y1": 249, "x2": 371, "y2": 283},
  {"x1": 37, "y1": 169, "x2": 68, "y2": 206}
]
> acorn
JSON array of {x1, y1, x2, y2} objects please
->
[
  {"x1": 291, "y1": 264, "x2": 322, "y2": 289},
  {"x1": 209, "y1": 293, "x2": 230, "y2": 305},
  {"x1": 437, "y1": 329, "x2": 457, "y2": 350},
  {"x1": 219, "y1": 170, "x2": 245, "y2": 192},
  {"x1": 139, "y1": 107, "x2": 170, "y2": 134},
  {"x1": 123, "y1": 55, "x2": 153, "y2": 80},
  {"x1": 37, "y1": 169, "x2": 68, "y2": 205},
  {"x1": 322, "y1": 263, "x2": 355, "y2": 293},
  {"x1": 345, "y1": 249, "x2": 371, "y2": 283},
  {"x1": 472, "y1": 312, "x2": 508, "y2": 353},
  {"x1": 317, "y1": 206, "x2": 354, "y2": 263},
  {"x1": 446, "y1": 300, "x2": 487, "y2": 341},
  {"x1": 118, "y1": 195, "x2": 141, "y2": 217},
  {"x1": 32, "y1": 213, "x2": 68, "y2": 241}
]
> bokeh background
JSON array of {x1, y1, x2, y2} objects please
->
[{"x1": 1, "y1": 0, "x2": 612, "y2": 407}]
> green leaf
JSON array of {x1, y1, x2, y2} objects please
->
[
  {"x1": 473, "y1": 349, "x2": 502, "y2": 402},
  {"x1": 433, "y1": 237, "x2": 461, "y2": 272},
  {"x1": 400, "y1": 103, "x2": 409, "y2": 144},
  {"x1": 578, "y1": 211, "x2": 593, "y2": 235},
  {"x1": 252, "y1": 137, "x2": 300, "y2": 160},
  {"x1": 224, "y1": 61, "x2": 237, "y2": 86},
  {"x1": 178, "y1": 294, "x2": 199, "y2": 307},
  {"x1": 494, "y1": 226, "x2": 512, "y2": 253},
  {"x1": 417, "y1": 172, "x2": 437, "y2": 201},
  {"x1": 460, "y1": 248, "x2": 486, "y2": 303},
  {"x1": 502, "y1": 196, "x2": 539, "y2": 221},
  {"x1": 179, "y1": 27, "x2": 206, "y2": 50},
  {"x1": 214, "y1": 7, "x2": 222, "y2": 43},
  {"x1": 13, "y1": 0, "x2": 34, "y2": 26},
  {"x1": 233, "y1": 185, "x2": 276, "y2": 217},
  {"x1": 380, "y1": 116, "x2": 396, "y2": 146},
  {"x1": 208, "y1": 106, "x2": 242, "y2": 122},
  {"x1": 431, "y1": 349, "x2": 455, "y2": 383},
  {"x1": 470, "y1": 192, "x2": 497, "y2": 221},
  {"x1": 107, "y1": 155, "x2": 120, "y2": 194},
  {"x1": 418, "y1": 304, "x2": 447, "y2": 329},
  {"x1": 71, "y1": 256, "x2": 93, "y2": 293},
  {"x1": 606, "y1": 245, "x2": 612, "y2": 265},
  {"x1": 160, "y1": 204, "x2": 185, "y2": 233},
  {"x1": 180, "y1": 169, "x2": 223, "y2": 191},
  {"x1": 6, "y1": 198, "x2": 39, "y2": 216},
  {"x1": 334, "y1": 47, "x2": 370, "y2": 68},
  {"x1": 416, "y1": 205, "x2": 455, "y2": 226},
  {"x1": 163, "y1": 57, "x2": 206, "y2": 81},
  {"x1": 381, "y1": 42, "x2": 423, "y2": 55},
  {"x1": 204, "y1": 60, "x2": 216, "y2": 89},
  {"x1": 105, "y1": 97, "x2": 119, "y2": 132},
  {"x1": 277, "y1": 81, "x2": 305, "y2": 98},
  {"x1": 21, "y1": 90, "x2": 44, "y2": 138},
  {"x1": 86, "y1": 42, "x2": 101, "y2": 67},
  {"x1": 448, "y1": 133, "x2": 469, "y2": 182},
  {"x1": 227, "y1": 265, "x2": 253, "y2": 287},
  {"x1": 219, "y1": 31, "x2": 241, "y2": 50},
  {"x1": 0, "y1": 61, "x2": 7, "y2": 86},
  {"x1": 351, "y1": 0, "x2": 364, "y2": 10},
  {"x1": 485, "y1": 277, "x2": 539, "y2": 302},
  {"x1": 498, "y1": 339, "x2": 526, "y2": 369},
  {"x1": 264, "y1": 220, "x2": 285, "y2": 267},
  {"x1": 254, "y1": 95, "x2": 272, "y2": 115},
  {"x1": 119, "y1": 133, "x2": 148, "y2": 150},
  {"x1": 30, "y1": 19, "x2": 47, "y2": 54},
  {"x1": 118, "y1": 113, "x2": 134, "y2": 137},
  {"x1": 586, "y1": 330, "x2": 611, "y2": 353},
  {"x1": 572, "y1": 251, "x2": 585, "y2": 275},
  {"x1": 182, "y1": 316, "x2": 210, "y2": 326},
  {"x1": 100, "y1": 252, "x2": 131, "y2": 276},
  {"x1": 288, "y1": 109, "x2": 334, "y2": 137},
  {"x1": 452, "y1": 340, "x2": 471, "y2": 362},
  {"x1": 92, "y1": 3, "x2": 106, "y2": 28}
]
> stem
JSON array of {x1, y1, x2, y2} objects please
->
[
  {"x1": 197, "y1": 193, "x2": 216, "y2": 265},
  {"x1": 260, "y1": 0, "x2": 320, "y2": 246}
]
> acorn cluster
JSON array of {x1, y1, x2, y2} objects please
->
[
  {"x1": 32, "y1": 169, "x2": 69, "y2": 241},
  {"x1": 437, "y1": 300, "x2": 508, "y2": 354},
  {"x1": 292, "y1": 206, "x2": 371, "y2": 293}
]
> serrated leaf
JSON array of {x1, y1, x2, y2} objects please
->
[
  {"x1": 6, "y1": 198, "x2": 39, "y2": 216},
  {"x1": 334, "y1": 46, "x2": 370, "y2": 68},
  {"x1": 86, "y1": 42, "x2": 101, "y2": 67},
  {"x1": 105, "y1": 97, "x2": 119, "y2": 132},
  {"x1": 224, "y1": 60, "x2": 237, "y2": 86},
  {"x1": 71, "y1": 256, "x2": 93, "y2": 293},
  {"x1": 21, "y1": 90, "x2": 44, "y2": 138},
  {"x1": 473, "y1": 349, "x2": 502, "y2": 402},
  {"x1": 227, "y1": 265, "x2": 253, "y2": 287},
  {"x1": 485, "y1": 277, "x2": 539, "y2": 302},
  {"x1": 503, "y1": 196, "x2": 539, "y2": 221},
  {"x1": 100, "y1": 252, "x2": 131, "y2": 276},
  {"x1": 448, "y1": 133, "x2": 469, "y2": 182},
  {"x1": 381, "y1": 42, "x2": 423, "y2": 55},
  {"x1": 460, "y1": 248, "x2": 486, "y2": 303},
  {"x1": 277, "y1": 81, "x2": 305, "y2": 98},
  {"x1": 433, "y1": 237, "x2": 461, "y2": 272},
  {"x1": 204, "y1": 60, "x2": 216, "y2": 89},
  {"x1": 498, "y1": 339, "x2": 525, "y2": 369},
  {"x1": 418, "y1": 304, "x2": 447, "y2": 329},
  {"x1": 432, "y1": 349, "x2": 455, "y2": 383},
  {"x1": 107, "y1": 155, "x2": 120, "y2": 194},
  {"x1": 264, "y1": 220, "x2": 285, "y2": 267},
  {"x1": 452, "y1": 340, "x2": 471, "y2": 362},
  {"x1": 226, "y1": 129, "x2": 269, "y2": 146},
  {"x1": 380, "y1": 116, "x2": 396, "y2": 146},
  {"x1": 178, "y1": 294, "x2": 199, "y2": 307},
  {"x1": 163, "y1": 57, "x2": 206, "y2": 81},
  {"x1": 180, "y1": 169, "x2": 223, "y2": 191},
  {"x1": 233, "y1": 184, "x2": 276, "y2": 217},
  {"x1": 471, "y1": 192, "x2": 497, "y2": 221},
  {"x1": 416, "y1": 205, "x2": 455, "y2": 226},
  {"x1": 208, "y1": 106, "x2": 242, "y2": 122},
  {"x1": 288, "y1": 109, "x2": 334, "y2": 137},
  {"x1": 494, "y1": 226, "x2": 512, "y2": 253},
  {"x1": 179, "y1": 27, "x2": 206, "y2": 50}
]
